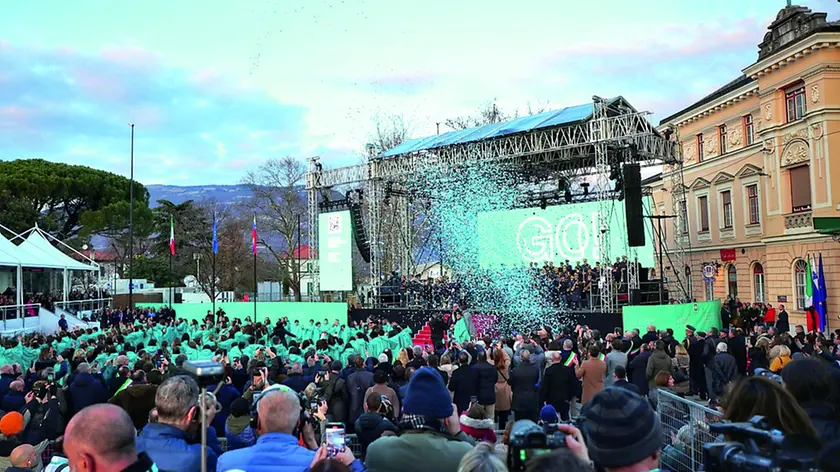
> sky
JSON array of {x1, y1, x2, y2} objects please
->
[{"x1": 0, "y1": 0, "x2": 836, "y2": 186}]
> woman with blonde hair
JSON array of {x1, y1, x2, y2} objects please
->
[
  {"x1": 457, "y1": 442, "x2": 507, "y2": 472},
  {"x1": 768, "y1": 344, "x2": 791, "y2": 373},
  {"x1": 396, "y1": 348, "x2": 410, "y2": 367}
]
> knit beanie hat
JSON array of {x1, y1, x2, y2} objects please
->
[
  {"x1": 403, "y1": 367, "x2": 453, "y2": 418},
  {"x1": 540, "y1": 404, "x2": 558, "y2": 424},
  {"x1": 581, "y1": 387, "x2": 663, "y2": 468},
  {"x1": 0, "y1": 411, "x2": 24, "y2": 436}
]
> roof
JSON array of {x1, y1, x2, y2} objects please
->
[
  {"x1": 18, "y1": 231, "x2": 96, "y2": 271},
  {"x1": 0, "y1": 235, "x2": 22, "y2": 267},
  {"x1": 378, "y1": 98, "x2": 621, "y2": 158},
  {"x1": 70, "y1": 249, "x2": 119, "y2": 262},
  {"x1": 658, "y1": 75, "x2": 755, "y2": 126},
  {"x1": 282, "y1": 245, "x2": 317, "y2": 259}
]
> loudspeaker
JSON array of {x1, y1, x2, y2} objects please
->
[
  {"x1": 629, "y1": 289, "x2": 642, "y2": 306},
  {"x1": 623, "y1": 163, "x2": 645, "y2": 247}
]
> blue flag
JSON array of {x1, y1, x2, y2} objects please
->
[
  {"x1": 818, "y1": 253, "x2": 827, "y2": 331},
  {"x1": 212, "y1": 213, "x2": 218, "y2": 254}
]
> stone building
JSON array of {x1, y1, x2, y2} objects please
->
[{"x1": 653, "y1": 5, "x2": 840, "y2": 329}]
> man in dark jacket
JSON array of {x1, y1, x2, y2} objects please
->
[
  {"x1": 711, "y1": 342, "x2": 739, "y2": 399},
  {"x1": 318, "y1": 361, "x2": 348, "y2": 424},
  {"x1": 282, "y1": 363, "x2": 312, "y2": 393},
  {"x1": 509, "y1": 349, "x2": 540, "y2": 422},
  {"x1": 726, "y1": 328, "x2": 748, "y2": 376},
  {"x1": 2, "y1": 381, "x2": 25, "y2": 413},
  {"x1": 448, "y1": 353, "x2": 477, "y2": 414},
  {"x1": 684, "y1": 326, "x2": 707, "y2": 400},
  {"x1": 354, "y1": 392, "x2": 398, "y2": 460},
  {"x1": 0, "y1": 365, "x2": 17, "y2": 401},
  {"x1": 346, "y1": 357, "x2": 374, "y2": 428},
  {"x1": 641, "y1": 325, "x2": 659, "y2": 345},
  {"x1": 540, "y1": 352, "x2": 576, "y2": 420},
  {"x1": 68, "y1": 363, "x2": 108, "y2": 417},
  {"x1": 612, "y1": 365, "x2": 641, "y2": 395},
  {"x1": 473, "y1": 348, "x2": 497, "y2": 418},
  {"x1": 627, "y1": 345, "x2": 652, "y2": 396},
  {"x1": 776, "y1": 304, "x2": 790, "y2": 333}
]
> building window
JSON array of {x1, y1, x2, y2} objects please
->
[
  {"x1": 719, "y1": 124, "x2": 728, "y2": 155},
  {"x1": 698, "y1": 196, "x2": 709, "y2": 232},
  {"x1": 721, "y1": 190, "x2": 733, "y2": 228},
  {"x1": 753, "y1": 263, "x2": 765, "y2": 303},
  {"x1": 747, "y1": 185, "x2": 760, "y2": 224},
  {"x1": 794, "y1": 259, "x2": 808, "y2": 310},
  {"x1": 727, "y1": 264, "x2": 738, "y2": 298},
  {"x1": 697, "y1": 134, "x2": 704, "y2": 162},
  {"x1": 789, "y1": 165, "x2": 811, "y2": 213},
  {"x1": 786, "y1": 84, "x2": 806, "y2": 122},
  {"x1": 679, "y1": 200, "x2": 689, "y2": 234},
  {"x1": 705, "y1": 279, "x2": 714, "y2": 301},
  {"x1": 743, "y1": 115, "x2": 755, "y2": 145}
]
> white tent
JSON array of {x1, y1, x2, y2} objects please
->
[
  {"x1": 19, "y1": 231, "x2": 95, "y2": 272},
  {"x1": 0, "y1": 235, "x2": 23, "y2": 306}
]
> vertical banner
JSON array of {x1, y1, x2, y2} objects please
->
[{"x1": 318, "y1": 210, "x2": 353, "y2": 291}]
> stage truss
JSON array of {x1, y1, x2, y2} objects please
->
[{"x1": 307, "y1": 96, "x2": 689, "y2": 311}]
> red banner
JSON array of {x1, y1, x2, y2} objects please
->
[{"x1": 720, "y1": 248, "x2": 736, "y2": 262}]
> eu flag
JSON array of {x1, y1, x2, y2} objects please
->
[
  {"x1": 212, "y1": 213, "x2": 218, "y2": 254},
  {"x1": 818, "y1": 253, "x2": 827, "y2": 332}
]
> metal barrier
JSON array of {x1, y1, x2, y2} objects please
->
[
  {"x1": 655, "y1": 389, "x2": 723, "y2": 472},
  {"x1": 0, "y1": 304, "x2": 40, "y2": 331},
  {"x1": 55, "y1": 298, "x2": 112, "y2": 316}
]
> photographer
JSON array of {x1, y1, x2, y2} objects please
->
[
  {"x1": 135, "y1": 375, "x2": 222, "y2": 472},
  {"x1": 355, "y1": 393, "x2": 398, "y2": 460},
  {"x1": 318, "y1": 361, "x2": 348, "y2": 424},
  {"x1": 218, "y1": 385, "x2": 364, "y2": 471}
]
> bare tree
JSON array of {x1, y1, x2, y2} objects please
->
[
  {"x1": 444, "y1": 99, "x2": 511, "y2": 131},
  {"x1": 368, "y1": 113, "x2": 411, "y2": 157},
  {"x1": 242, "y1": 156, "x2": 308, "y2": 301}
]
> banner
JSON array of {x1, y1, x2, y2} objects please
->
[
  {"x1": 477, "y1": 198, "x2": 656, "y2": 268},
  {"x1": 318, "y1": 210, "x2": 353, "y2": 291},
  {"x1": 623, "y1": 300, "x2": 722, "y2": 342}
]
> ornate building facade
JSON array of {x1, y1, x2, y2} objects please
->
[{"x1": 654, "y1": 5, "x2": 840, "y2": 328}]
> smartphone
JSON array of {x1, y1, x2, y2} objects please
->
[
  {"x1": 310, "y1": 401, "x2": 318, "y2": 410},
  {"x1": 614, "y1": 328, "x2": 622, "y2": 336},
  {"x1": 325, "y1": 423, "x2": 346, "y2": 456},
  {"x1": 47, "y1": 372, "x2": 54, "y2": 382},
  {"x1": 470, "y1": 395, "x2": 478, "y2": 404}
]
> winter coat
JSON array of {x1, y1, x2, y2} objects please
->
[
  {"x1": 448, "y1": 365, "x2": 477, "y2": 414},
  {"x1": 613, "y1": 379, "x2": 641, "y2": 396},
  {"x1": 346, "y1": 368, "x2": 374, "y2": 425},
  {"x1": 108, "y1": 384, "x2": 158, "y2": 431},
  {"x1": 68, "y1": 372, "x2": 108, "y2": 416},
  {"x1": 281, "y1": 373, "x2": 311, "y2": 393},
  {"x1": 474, "y1": 360, "x2": 497, "y2": 406},
  {"x1": 217, "y1": 432, "x2": 367, "y2": 472},
  {"x1": 575, "y1": 357, "x2": 606, "y2": 404},
  {"x1": 1, "y1": 391, "x2": 25, "y2": 414},
  {"x1": 354, "y1": 412, "x2": 398, "y2": 460},
  {"x1": 712, "y1": 352, "x2": 740, "y2": 394},
  {"x1": 540, "y1": 363, "x2": 576, "y2": 407},
  {"x1": 628, "y1": 351, "x2": 651, "y2": 396},
  {"x1": 0, "y1": 374, "x2": 16, "y2": 399},
  {"x1": 646, "y1": 351, "x2": 674, "y2": 389},
  {"x1": 225, "y1": 414, "x2": 256, "y2": 451},
  {"x1": 136, "y1": 423, "x2": 222, "y2": 472},
  {"x1": 459, "y1": 415, "x2": 497, "y2": 443},
  {"x1": 212, "y1": 383, "x2": 240, "y2": 438},
  {"x1": 319, "y1": 373, "x2": 348, "y2": 424},
  {"x1": 802, "y1": 402, "x2": 840, "y2": 438},
  {"x1": 365, "y1": 430, "x2": 475, "y2": 472},
  {"x1": 509, "y1": 360, "x2": 540, "y2": 412},
  {"x1": 494, "y1": 360, "x2": 512, "y2": 412},
  {"x1": 604, "y1": 351, "x2": 627, "y2": 387}
]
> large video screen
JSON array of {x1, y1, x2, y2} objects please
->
[
  {"x1": 318, "y1": 210, "x2": 353, "y2": 291},
  {"x1": 477, "y1": 198, "x2": 656, "y2": 268}
]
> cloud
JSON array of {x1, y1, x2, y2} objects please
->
[{"x1": 0, "y1": 40, "x2": 309, "y2": 185}]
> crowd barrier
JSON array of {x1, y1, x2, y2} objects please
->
[{"x1": 655, "y1": 389, "x2": 722, "y2": 472}]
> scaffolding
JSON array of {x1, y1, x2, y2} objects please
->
[{"x1": 306, "y1": 96, "x2": 684, "y2": 310}]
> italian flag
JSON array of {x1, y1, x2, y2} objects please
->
[{"x1": 169, "y1": 215, "x2": 175, "y2": 255}]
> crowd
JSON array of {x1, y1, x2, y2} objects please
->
[
  {"x1": 0, "y1": 302, "x2": 834, "y2": 472},
  {"x1": 376, "y1": 257, "x2": 641, "y2": 311}
]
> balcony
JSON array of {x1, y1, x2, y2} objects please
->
[{"x1": 784, "y1": 211, "x2": 813, "y2": 234}]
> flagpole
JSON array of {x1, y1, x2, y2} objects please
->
[
  {"x1": 253, "y1": 249, "x2": 257, "y2": 320},
  {"x1": 212, "y1": 249, "x2": 216, "y2": 316},
  {"x1": 169, "y1": 249, "x2": 173, "y2": 309}
]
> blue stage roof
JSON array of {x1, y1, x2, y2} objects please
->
[{"x1": 379, "y1": 100, "x2": 605, "y2": 158}]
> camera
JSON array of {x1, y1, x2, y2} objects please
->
[
  {"x1": 704, "y1": 415, "x2": 821, "y2": 471},
  {"x1": 507, "y1": 420, "x2": 567, "y2": 471}
]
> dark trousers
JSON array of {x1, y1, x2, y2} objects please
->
[
  {"x1": 704, "y1": 366, "x2": 717, "y2": 403},
  {"x1": 496, "y1": 410, "x2": 511, "y2": 431},
  {"x1": 550, "y1": 400, "x2": 570, "y2": 422},
  {"x1": 514, "y1": 409, "x2": 539, "y2": 423}
]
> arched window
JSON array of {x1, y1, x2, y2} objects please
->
[
  {"x1": 753, "y1": 263, "x2": 765, "y2": 303},
  {"x1": 727, "y1": 264, "x2": 738, "y2": 298},
  {"x1": 794, "y1": 259, "x2": 808, "y2": 310}
]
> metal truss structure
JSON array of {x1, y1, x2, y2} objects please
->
[{"x1": 306, "y1": 96, "x2": 686, "y2": 311}]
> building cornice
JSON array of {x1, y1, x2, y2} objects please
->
[
  {"x1": 744, "y1": 32, "x2": 840, "y2": 79},
  {"x1": 664, "y1": 83, "x2": 759, "y2": 128}
]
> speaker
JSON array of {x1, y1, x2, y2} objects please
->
[
  {"x1": 623, "y1": 163, "x2": 645, "y2": 247},
  {"x1": 629, "y1": 288, "x2": 642, "y2": 305}
]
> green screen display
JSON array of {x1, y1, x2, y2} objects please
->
[
  {"x1": 477, "y1": 198, "x2": 656, "y2": 268},
  {"x1": 318, "y1": 210, "x2": 353, "y2": 291}
]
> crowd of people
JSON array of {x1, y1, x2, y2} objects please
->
[
  {"x1": 0, "y1": 302, "x2": 834, "y2": 471},
  {"x1": 375, "y1": 257, "x2": 644, "y2": 311}
]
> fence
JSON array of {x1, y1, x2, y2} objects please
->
[
  {"x1": 655, "y1": 389, "x2": 723, "y2": 472},
  {"x1": 55, "y1": 298, "x2": 112, "y2": 316}
]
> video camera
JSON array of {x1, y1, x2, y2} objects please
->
[
  {"x1": 507, "y1": 420, "x2": 567, "y2": 471},
  {"x1": 753, "y1": 367, "x2": 783, "y2": 384},
  {"x1": 704, "y1": 415, "x2": 821, "y2": 471}
]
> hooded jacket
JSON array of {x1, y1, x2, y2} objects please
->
[
  {"x1": 354, "y1": 412, "x2": 398, "y2": 460},
  {"x1": 136, "y1": 422, "x2": 222, "y2": 472},
  {"x1": 225, "y1": 415, "x2": 256, "y2": 451},
  {"x1": 459, "y1": 415, "x2": 497, "y2": 443}
]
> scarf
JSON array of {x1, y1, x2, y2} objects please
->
[{"x1": 399, "y1": 414, "x2": 447, "y2": 434}]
